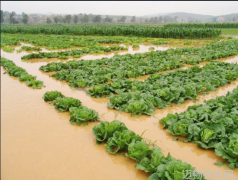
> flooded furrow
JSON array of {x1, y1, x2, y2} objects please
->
[{"x1": 1, "y1": 47, "x2": 238, "y2": 180}]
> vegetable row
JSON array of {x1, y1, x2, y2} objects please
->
[
  {"x1": 1, "y1": 24, "x2": 221, "y2": 38},
  {"x1": 88, "y1": 62, "x2": 238, "y2": 116},
  {"x1": 43, "y1": 91, "x2": 99, "y2": 125},
  {"x1": 1, "y1": 57, "x2": 44, "y2": 89},
  {"x1": 40, "y1": 39, "x2": 238, "y2": 89},
  {"x1": 22, "y1": 46, "x2": 127, "y2": 60},
  {"x1": 1, "y1": 33, "x2": 214, "y2": 53},
  {"x1": 1, "y1": 33, "x2": 151, "y2": 51},
  {"x1": 44, "y1": 90, "x2": 207, "y2": 178},
  {"x1": 17, "y1": 46, "x2": 42, "y2": 52},
  {"x1": 93, "y1": 120, "x2": 205, "y2": 180},
  {"x1": 160, "y1": 87, "x2": 238, "y2": 169}
]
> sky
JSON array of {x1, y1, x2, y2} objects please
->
[{"x1": 2, "y1": 1, "x2": 238, "y2": 16}]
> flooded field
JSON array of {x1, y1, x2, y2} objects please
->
[{"x1": 1, "y1": 44, "x2": 238, "y2": 180}]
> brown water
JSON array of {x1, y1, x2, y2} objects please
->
[{"x1": 1, "y1": 46, "x2": 238, "y2": 180}]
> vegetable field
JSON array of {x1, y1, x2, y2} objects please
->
[{"x1": 1, "y1": 24, "x2": 238, "y2": 180}]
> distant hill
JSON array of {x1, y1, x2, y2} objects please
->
[
  {"x1": 166, "y1": 12, "x2": 213, "y2": 21},
  {"x1": 142, "y1": 12, "x2": 213, "y2": 19},
  {"x1": 141, "y1": 12, "x2": 238, "y2": 23},
  {"x1": 142, "y1": 13, "x2": 171, "y2": 18}
]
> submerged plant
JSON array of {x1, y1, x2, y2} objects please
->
[
  {"x1": 43, "y1": 91, "x2": 65, "y2": 102},
  {"x1": 1, "y1": 57, "x2": 44, "y2": 89},
  {"x1": 53, "y1": 97, "x2": 81, "y2": 111},
  {"x1": 69, "y1": 106, "x2": 99, "y2": 125}
]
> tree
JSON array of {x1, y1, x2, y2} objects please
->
[
  {"x1": 54, "y1": 16, "x2": 59, "y2": 24},
  {"x1": 1, "y1": 10, "x2": 4, "y2": 23},
  {"x1": 22, "y1": 12, "x2": 28, "y2": 24},
  {"x1": 62, "y1": 16, "x2": 67, "y2": 23},
  {"x1": 65, "y1": 15, "x2": 71, "y2": 23},
  {"x1": 46, "y1": 17, "x2": 52, "y2": 24},
  {"x1": 82, "y1": 14, "x2": 89, "y2": 23},
  {"x1": 131, "y1": 16, "x2": 136, "y2": 23},
  {"x1": 93, "y1": 15, "x2": 101, "y2": 23},
  {"x1": 9, "y1": 11, "x2": 17, "y2": 24},
  {"x1": 73, "y1": 15, "x2": 78, "y2": 24},
  {"x1": 104, "y1": 15, "x2": 112, "y2": 23},
  {"x1": 119, "y1": 16, "x2": 126, "y2": 23}
]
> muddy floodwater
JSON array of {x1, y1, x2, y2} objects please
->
[{"x1": 1, "y1": 44, "x2": 238, "y2": 180}]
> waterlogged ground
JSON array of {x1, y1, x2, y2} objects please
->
[{"x1": 1, "y1": 43, "x2": 238, "y2": 180}]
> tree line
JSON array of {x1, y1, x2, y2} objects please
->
[
  {"x1": 44, "y1": 15, "x2": 137, "y2": 24},
  {"x1": 1, "y1": 11, "x2": 139, "y2": 24},
  {"x1": 1, "y1": 11, "x2": 29, "y2": 24},
  {"x1": 0, "y1": 10, "x2": 181, "y2": 24}
]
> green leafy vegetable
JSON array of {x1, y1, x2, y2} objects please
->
[
  {"x1": 1, "y1": 57, "x2": 44, "y2": 89},
  {"x1": 43, "y1": 91, "x2": 65, "y2": 102},
  {"x1": 160, "y1": 87, "x2": 238, "y2": 169},
  {"x1": 26, "y1": 80, "x2": 44, "y2": 89},
  {"x1": 126, "y1": 141, "x2": 151, "y2": 162},
  {"x1": 69, "y1": 106, "x2": 99, "y2": 125},
  {"x1": 92, "y1": 120, "x2": 127, "y2": 144},
  {"x1": 106, "y1": 130, "x2": 141, "y2": 154},
  {"x1": 92, "y1": 120, "x2": 205, "y2": 179},
  {"x1": 53, "y1": 97, "x2": 81, "y2": 111}
]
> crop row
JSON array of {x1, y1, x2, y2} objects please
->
[
  {"x1": 1, "y1": 33, "x2": 152, "y2": 50},
  {"x1": 164, "y1": 23, "x2": 238, "y2": 28},
  {"x1": 17, "y1": 46, "x2": 42, "y2": 52},
  {"x1": 21, "y1": 46, "x2": 127, "y2": 60},
  {"x1": 1, "y1": 24, "x2": 221, "y2": 38},
  {"x1": 39, "y1": 39, "x2": 238, "y2": 88},
  {"x1": 160, "y1": 87, "x2": 238, "y2": 169},
  {"x1": 93, "y1": 120, "x2": 205, "y2": 179},
  {"x1": 43, "y1": 91, "x2": 99, "y2": 125},
  {"x1": 43, "y1": 90, "x2": 206, "y2": 177},
  {"x1": 87, "y1": 62, "x2": 238, "y2": 116},
  {"x1": 1, "y1": 57, "x2": 44, "y2": 89}
]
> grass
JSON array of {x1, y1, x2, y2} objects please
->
[{"x1": 220, "y1": 28, "x2": 238, "y2": 36}]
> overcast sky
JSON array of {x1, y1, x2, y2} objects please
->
[{"x1": 2, "y1": 1, "x2": 238, "y2": 16}]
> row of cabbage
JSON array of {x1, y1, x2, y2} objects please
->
[
  {"x1": 17, "y1": 46, "x2": 42, "y2": 52},
  {"x1": 87, "y1": 62, "x2": 238, "y2": 116},
  {"x1": 1, "y1": 33, "x2": 151, "y2": 50},
  {"x1": 160, "y1": 87, "x2": 238, "y2": 169},
  {"x1": 24, "y1": 37, "x2": 228, "y2": 61},
  {"x1": 1, "y1": 57, "x2": 44, "y2": 89},
  {"x1": 22, "y1": 46, "x2": 127, "y2": 60},
  {"x1": 164, "y1": 23, "x2": 238, "y2": 28},
  {"x1": 43, "y1": 90, "x2": 206, "y2": 179},
  {"x1": 1, "y1": 24, "x2": 221, "y2": 38},
  {"x1": 39, "y1": 39, "x2": 238, "y2": 89},
  {"x1": 93, "y1": 120, "x2": 205, "y2": 179},
  {"x1": 43, "y1": 91, "x2": 99, "y2": 125}
]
